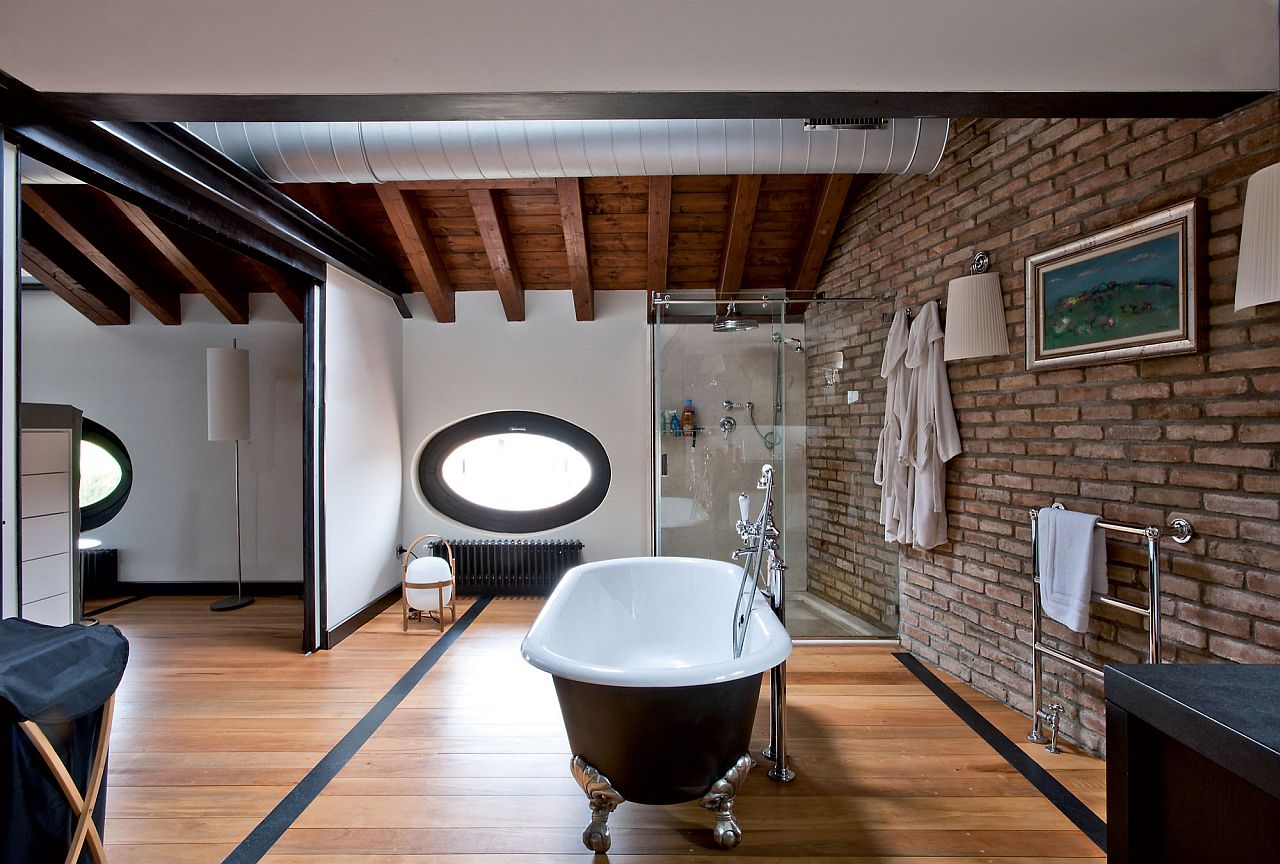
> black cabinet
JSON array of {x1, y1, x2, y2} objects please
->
[{"x1": 1105, "y1": 664, "x2": 1280, "y2": 863}]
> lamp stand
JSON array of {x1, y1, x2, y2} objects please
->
[{"x1": 211, "y1": 438, "x2": 254, "y2": 612}]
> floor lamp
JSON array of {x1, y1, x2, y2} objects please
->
[{"x1": 207, "y1": 340, "x2": 254, "y2": 612}]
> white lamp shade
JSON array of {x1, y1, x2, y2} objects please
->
[
  {"x1": 943, "y1": 272, "x2": 1010, "y2": 361},
  {"x1": 405, "y1": 556, "x2": 453, "y2": 611},
  {"x1": 1235, "y1": 161, "x2": 1280, "y2": 312},
  {"x1": 207, "y1": 346, "x2": 250, "y2": 441}
]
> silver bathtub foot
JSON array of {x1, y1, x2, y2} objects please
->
[
  {"x1": 700, "y1": 753, "x2": 755, "y2": 849},
  {"x1": 571, "y1": 756, "x2": 624, "y2": 853}
]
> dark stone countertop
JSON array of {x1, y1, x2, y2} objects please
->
[{"x1": 1105, "y1": 663, "x2": 1280, "y2": 800}]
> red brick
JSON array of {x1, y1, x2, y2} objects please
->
[
  {"x1": 1111, "y1": 382, "x2": 1172, "y2": 400},
  {"x1": 1194, "y1": 447, "x2": 1275, "y2": 469},
  {"x1": 1204, "y1": 493, "x2": 1280, "y2": 519},
  {"x1": 1208, "y1": 636, "x2": 1280, "y2": 664},
  {"x1": 1131, "y1": 445, "x2": 1191, "y2": 463}
]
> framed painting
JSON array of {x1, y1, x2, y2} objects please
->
[{"x1": 1025, "y1": 199, "x2": 1203, "y2": 371}]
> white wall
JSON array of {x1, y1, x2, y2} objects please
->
[
  {"x1": 21, "y1": 291, "x2": 304, "y2": 583},
  {"x1": 1, "y1": 143, "x2": 18, "y2": 616},
  {"x1": 323, "y1": 266, "x2": 404, "y2": 629},
  {"x1": 1, "y1": 1, "x2": 1275, "y2": 94},
  {"x1": 400, "y1": 290, "x2": 651, "y2": 562}
]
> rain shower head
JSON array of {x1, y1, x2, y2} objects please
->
[{"x1": 712, "y1": 302, "x2": 759, "y2": 332}]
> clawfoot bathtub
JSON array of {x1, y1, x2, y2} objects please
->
[{"x1": 521, "y1": 556, "x2": 791, "y2": 852}]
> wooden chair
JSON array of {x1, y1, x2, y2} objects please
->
[{"x1": 401, "y1": 534, "x2": 457, "y2": 632}]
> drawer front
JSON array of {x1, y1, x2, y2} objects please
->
[
  {"x1": 22, "y1": 472, "x2": 71, "y2": 518},
  {"x1": 22, "y1": 591, "x2": 72, "y2": 627},
  {"x1": 22, "y1": 430, "x2": 71, "y2": 475},
  {"x1": 22, "y1": 552, "x2": 71, "y2": 603},
  {"x1": 21, "y1": 513, "x2": 71, "y2": 561}
]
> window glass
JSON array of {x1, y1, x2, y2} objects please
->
[
  {"x1": 80, "y1": 418, "x2": 133, "y2": 531},
  {"x1": 80, "y1": 439, "x2": 124, "y2": 507},
  {"x1": 442, "y1": 433, "x2": 591, "y2": 511}
]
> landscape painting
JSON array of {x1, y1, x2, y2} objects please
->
[{"x1": 1026, "y1": 200, "x2": 1202, "y2": 371}]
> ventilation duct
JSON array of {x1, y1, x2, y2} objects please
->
[
  {"x1": 19, "y1": 156, "x2": 83, "y2": 184},
  {"x1": 804, "y1": 117, "x2": 888, "y2": 131},
  {"x1": 182, "y1": 118, "x2": 949, "y2": 184}
]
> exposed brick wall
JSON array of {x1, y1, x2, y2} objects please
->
[{"x1": 806, "y1": 96, "x2": 1280, "y2": 753}]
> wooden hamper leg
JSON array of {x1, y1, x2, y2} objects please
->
[{"x1": 19, "y1": 692, "x2": 115, "y2": 864}]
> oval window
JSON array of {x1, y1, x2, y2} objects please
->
[
  {"x1": 80, "y1": 418, "x2": 133, "y2": 531},
  {"x1": 417, "y1": 411, "x2": 610, "y2": 533}
]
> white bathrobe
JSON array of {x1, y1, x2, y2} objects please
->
[
  {"x1": 873, "y1": 310, "x2": 912, "y2": 543},
  {"x1": 899, "y1": 301, "x2": 961, "y2": 551}
]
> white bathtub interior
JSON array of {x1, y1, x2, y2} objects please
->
[{"x1": 522, "y1": 557, "x2": 791, "y2": 687}]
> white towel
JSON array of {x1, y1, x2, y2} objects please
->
[{"x1": 1036, "y1": 507, "x2": 1108, "y2": 633}]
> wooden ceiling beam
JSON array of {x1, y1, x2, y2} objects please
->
[
  {"x1": 289, "y1": 184, "x2": 351, "y2": 236},
  {"x1": 19, "y1": 222, "x2": 130, "y2": 325},
  {"x1": 646, "y1": 176, "x2": 672, "y2": 296},
  {"x1": 248, "y1": 260, "x2": 306, "y2": 323},
  {"x1": 374, "y1": 185, "x2": 455, "y2": 323},
  {"x1": 716, "y1": 175, "x2": 762, "y2": 300},
  {"x1": 787, "y1": 174, "x2": 855, "y2": 314},
  {"x1": 20, "y1": 186, "x2": 180, "y2": 325},
  {"x1": 556, "y1": 178, "x2": 593, "y2": 322},
  {"x1": 109, "y1": 197, "x2": 249, "y2": 324},
  {"x1": 468, "y1": 188, "x2": 525, "y2": 322}
]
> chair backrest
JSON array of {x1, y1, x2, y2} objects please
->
[{"x1": 401, "y1": 534, "x2": 454, "y2": 585}]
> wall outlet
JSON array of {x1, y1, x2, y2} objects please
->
[{"x1": 846, "y1": 390, "x2": 861, "y2": 404}]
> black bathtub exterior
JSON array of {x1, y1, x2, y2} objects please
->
[{"x1": 552, "y1": 672, "x2": 763, "y2": 805}]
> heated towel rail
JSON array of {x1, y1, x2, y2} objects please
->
[{"x1": 1027, "y1": 503, "x2": 1194, "y2": 752}]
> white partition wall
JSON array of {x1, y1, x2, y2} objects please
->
[
  {"x1": 1, "y1": 142, "x2": 19, "y2": 618},
  {"x1": 322, "y1": 265, "x2": 404, "y2": 636}
]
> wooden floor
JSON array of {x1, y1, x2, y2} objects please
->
[{"x1": 97, "y1": 595, "x2": 1106, "y2": 862}]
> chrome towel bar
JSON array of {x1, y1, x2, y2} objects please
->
[{"x1": 1026, "y1": 503, "x2": 1194, "y2": 752}]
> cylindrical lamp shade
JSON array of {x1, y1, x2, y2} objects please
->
[
  {"x1": 207, "y1": 347, "x2": 250, "y2": 441},
  {"x1": 943, "y1": 272, "x2": 1010, "y2": 361},
  {"x1": 1235, "y1": 161, "x2": 1280, "y2": 312}
]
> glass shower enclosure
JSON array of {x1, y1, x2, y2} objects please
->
[{"x1": 652, "y1": 293, "x2": 888, "y2": 639}]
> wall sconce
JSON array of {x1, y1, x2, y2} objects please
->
[
  {"x1": 943, "y1": 251, "x2": 1010, "y2": 361},
  {"x1": 1235, "y1": 161, "x2": 1280, "y2": 312}
]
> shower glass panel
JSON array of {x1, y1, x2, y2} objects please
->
[{"x1": 653, "y1": 294, "x2": 891, "y2": 639}]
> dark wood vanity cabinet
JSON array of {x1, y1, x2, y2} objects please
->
[{"x1": 1105, "y1": 664, "x2": 1280, "y2": 863}]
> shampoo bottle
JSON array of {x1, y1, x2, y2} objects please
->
[{"x1": 680, "y1": 399, "x2": 696, "y2": 437}]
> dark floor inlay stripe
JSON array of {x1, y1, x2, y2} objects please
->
[
  {"x1": 223, "y1": 595, "x2": 494, "y2": 864},
  {"x1": 84, "y1": 595, "x2": 146, "y2": 617},
  {"x1": 893, "y1": 651, "x2": 1107, "y2": 852}
]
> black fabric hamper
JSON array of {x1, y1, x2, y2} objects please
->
[{"x1": 0, "y1": 618, "x2": 129, "y2": 863}]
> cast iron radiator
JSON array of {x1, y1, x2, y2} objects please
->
[{"x1": 425, "y1": 539, "x2": 584, "y2": 596}]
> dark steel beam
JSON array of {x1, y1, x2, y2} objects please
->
[
  {"x1": 33, "y1": 90, "x2": 1271, "y2": 122},
  {"x1": 0, "y1": 71, "x2": 411, "y2": 317}
]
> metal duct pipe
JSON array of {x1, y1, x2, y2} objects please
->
[
  {"x1": 182, "y1": 118, "x2": 949, "y2": 184},
  {"x1": 19, "y1": 156, "x2": 84, "y2": 184}
]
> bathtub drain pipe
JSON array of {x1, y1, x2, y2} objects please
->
[{"x1": 764, "y1": 550, "x2": 794, "y2": 782}]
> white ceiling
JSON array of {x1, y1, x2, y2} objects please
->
[{"x1": 1, "y1": 0, "x2": 1276, "y2": 96}]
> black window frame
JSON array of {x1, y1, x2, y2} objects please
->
[
  {"x1": 416, "y1": 411, "x2": 610, "y2": 533},
  {"x1": 80, "y1": 417, "x2": 133, "y2": 531}
]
